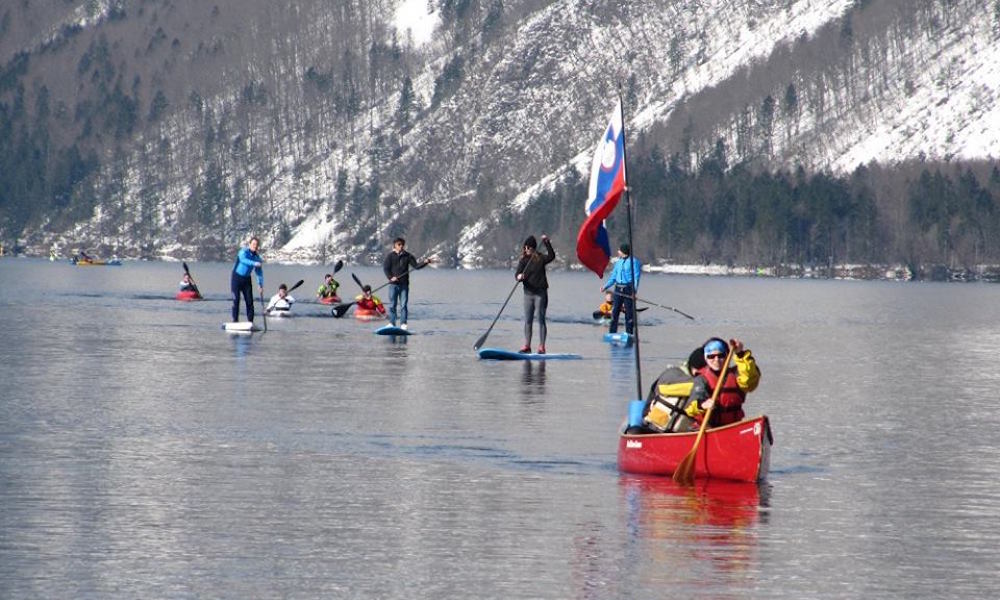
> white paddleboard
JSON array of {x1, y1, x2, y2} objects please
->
[{"x1": 223, "y1": 321, "x2": 261, "y2": 332}]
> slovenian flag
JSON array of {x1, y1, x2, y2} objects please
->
[{"x1": 576, "y1": 100, "x2": 627, "y2": 277}]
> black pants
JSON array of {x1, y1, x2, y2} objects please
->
[
  {"x1": 609, "y1": 284, "x2": 635, "y2": 334},
  {"x1": 231, "y1": 272, "x2": 254, "y2": 322}
]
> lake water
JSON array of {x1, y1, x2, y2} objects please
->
[{"x1": 2, "y1": 257, "x2": 999, "y2": 598}]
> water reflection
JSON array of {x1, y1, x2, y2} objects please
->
[
  {"x1": 228, "y1": 332, "x2": 255, "y2": 358},
  {"x1": 620, "y1": 475, "x2": 768, "y2": 584},
  {"x1": 520, "y1": 361, "x2": 546, "y2": 399}
]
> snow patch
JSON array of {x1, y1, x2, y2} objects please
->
[{"x1": 394, "y1": 0, "x2": 439, "y2": 47}]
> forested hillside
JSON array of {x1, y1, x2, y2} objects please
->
[{"x1": 0, "y1": 0, "x2": 998, "y2": 279}]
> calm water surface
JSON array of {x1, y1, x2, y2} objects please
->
[{"x1": 2, "y1": 257, "x2": 999, "y2": 598}]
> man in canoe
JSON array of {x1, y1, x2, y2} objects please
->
[
  {"x1": 601, "y1": 243, "x2": 641, "y2": 335},
  {"x1": 266, "y1": 283, "x2": 296, "y2": 314},
  {"x1": 355, "y1": 285, "x2": 387, "y2": 317},
  {"x1": 316, "y1": 273, "x2": 340, "y2": 302},
  {"x1": 684, "y1": 338, "x2": 761, "y2": 427},
  {"x1": 179, "y1": 273, "x2": 200, "y2": 295},
  {"x1": 382, "y1": 237, "x2": 433, "y2": 330},
  {"x1": 593, "y1": 290, "x2": 614, "y2": 321},
  {"x1": 231, "y1": 236, "x2": 263, "y2": 322}
]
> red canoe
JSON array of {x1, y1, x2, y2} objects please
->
[
  {"x1": 618, "y1": 415, "x2": 773, "y2": 483},
  {"x1": 318, "y1": 295, "x2": 341, "y2": 305},
  {"x1": 175, "y1": 290, "x2": 203, "y2": 301}
]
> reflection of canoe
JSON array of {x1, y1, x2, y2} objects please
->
[
  {"x1": 354, "y1": 307, "x2": 383, "y2": 321},
  {"x1": 318, "y1": 296, "x2": 341, "y2": 305},
  {"x1": 176, "y1": 290, "x2": 203, "y2": 301},
  {"x1": 619, "y1": 474, "x2": 765, "y2": 532},
  {"x1": 618, "y1": 416, "x2": 772, "y2": 483}
]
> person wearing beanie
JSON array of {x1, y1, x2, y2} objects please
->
[
  {"x1": 601, "y1": 242, "x2": 642, "y2": 335},
  {"x1": 515, "y1": 233, "x2": 555, "y2": 353},
  {"x1": 683, "y1": 337, "x2": 761, "y2": 427}
]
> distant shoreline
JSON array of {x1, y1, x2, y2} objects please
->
[{"x1": 6, "y1": 251, "x2": 998, "y2": 283}]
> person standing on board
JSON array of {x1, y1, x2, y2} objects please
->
[
  {"x1": 601, "y1": 243, "x2": 641, "y2": 335},
  {"x1": 231, "y1": 236, "x2": 263, "y2": 322},
  {"x1": 382, "y1": 237, "x2": 433, "y2": 330},
  {"x1": 685, "y1": 338, "x2": 760, "y2": 427},
  {"x1": 515, "y1": 234, "x2": 555, "y2": 354}
]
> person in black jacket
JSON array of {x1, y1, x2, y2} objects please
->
[
  {"x1": 515, "y1": 234, "x2": 555, "y2": 353},
  {"x1": 382, "y1": 237, "x2": 433, "y2": 329}
]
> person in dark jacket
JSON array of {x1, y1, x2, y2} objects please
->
[
  {"x1": 382, "y1": 237, "x2": 433, "y2": 329},
  {"x1": 515, "y1": 234, "x2": 555, "y2": 353}
]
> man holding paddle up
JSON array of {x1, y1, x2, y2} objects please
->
[
  {"x1": 382, "y1": 237, "x2": 433, "y2": 330},
  {"x1": 685, "y1": 338, "x2": 760, "y2": 428}
]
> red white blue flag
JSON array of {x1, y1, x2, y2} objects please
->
[{"x1": 576, "y1": 100, "x2": 627, "y2": 277}]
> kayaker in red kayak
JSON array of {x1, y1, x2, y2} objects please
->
[
  {"x1": 355, "y1": 285, "x2": 387, "y2": 317},
  {"x1": 179, "y1": 273, "x2": 200, "y2": 296}
]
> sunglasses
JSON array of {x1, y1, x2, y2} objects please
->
[{"x1": 705, "y1": 353, "x2": 724, "y2": 360}]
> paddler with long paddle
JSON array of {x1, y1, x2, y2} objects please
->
[{"x1": 230, "y1": 236, "x2": 264, "y2": 324}]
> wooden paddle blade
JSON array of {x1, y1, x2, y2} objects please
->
[
  {"x1": 673, "y1": 451, "x2": 696, "y2": 484},
  {"x1": 333, "y1": 259, "x2": 344, "y2": 273}
]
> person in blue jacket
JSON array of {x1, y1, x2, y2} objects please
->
[
  {"x1": 231, "y1": 237, "x2": 264, "y2": 322},
  {"x1": 601, "y1": 243, "x2": 642, "y2": 335}
]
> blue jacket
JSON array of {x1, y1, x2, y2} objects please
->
[
  {"x1": 602, "y1": 256, "x2": 641, "y2": 290},
  {"x1": 233, "y1": 247, "x2": 263, "y2": 286}
]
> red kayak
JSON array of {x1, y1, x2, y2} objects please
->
[
  {"x1": 354, "y1": 306, "x2": 384, "y2": 321},
  {"x1": 318, "y1": 295, "x2": 341, "y2": 305},
  {"x1": 176, "y1": 290, "x2": 203, "y2": 301},
  {"x1": 618, "y1": 416, "x2": 773, "y2": 483}
]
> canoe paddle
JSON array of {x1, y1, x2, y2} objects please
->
[
  {"x1": 473, "y1": 280, "x2": 520, "y2": 350},
  {"x1": 611, "y1": 289, "x2": 695, "y2": 320},
  {"x1": 673, "y1": 346, "x2": 735, "y2": 484},
  {"x1": 182, "y1": 261, "x2": 201, "y2": 295},
  {"x1": 259, "y1": 284, "x2": 267, "y2": 332}
]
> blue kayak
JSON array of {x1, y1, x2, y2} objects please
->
[
  {"x1": 477, "y1": 347, "x2": 581, "y2": 360},
  {"x1": 375, "y1": 325, "x2": 411, "y2": 336},
  {"x1": 603, "y1": 332, "x2": 634, "y2": 346}
]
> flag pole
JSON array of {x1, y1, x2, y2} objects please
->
[{"x1": 617, "y1": 90, "x2": 643, "y2": 402}]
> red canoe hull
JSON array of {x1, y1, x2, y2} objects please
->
[
  {"x1": 618, "y1": 416, "x2": 772, "y2": 483},
  {"x1": 318, "y1": 296, "x2": 341, "y2": 305},
  {"x1": 175, "y1": 290, "x2": 203, "y2": 301}
]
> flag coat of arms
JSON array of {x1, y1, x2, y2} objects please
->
[{"x1": 576, "y1": 101, "x2": 627, "y2": 277}]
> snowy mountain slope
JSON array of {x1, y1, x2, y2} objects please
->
[{"x1": 5, "y1": 0, "x2": 999, "y2": 267}]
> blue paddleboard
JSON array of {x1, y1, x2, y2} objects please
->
[
  {"x1": 375, "y1": 325, "x2": 411, "y2": 336},
  {"x1": 477, "y1": 347, "x2": 581, "y2": 360},
  {"x1": 603, "y1": 332, "x2": 634, "y2": 346}
]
